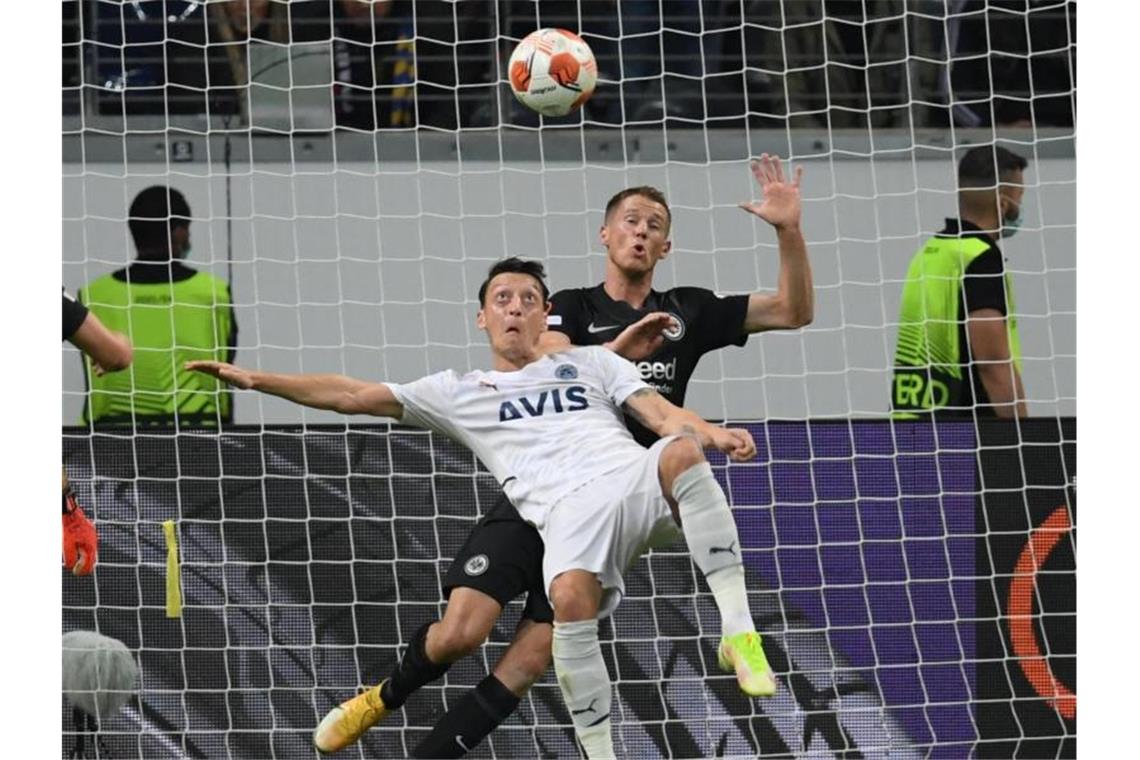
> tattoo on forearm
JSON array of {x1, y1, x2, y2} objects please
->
[
  {"x1": 623, "y1": 388, "x2": 658, "y2": 425},
  {"x1": 678, "y1": 423, "x2": 705, "y2": 446}
]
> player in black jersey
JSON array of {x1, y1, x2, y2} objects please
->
[
  {"x1": 314, "y1": 156, "x2": 812, "y2": 758},
  {"x1": 543, "y1": 154, "x2": 813, "y2": 438},
  {"x1": 383, "y1": 155, "x2": 812, "y2": 757}
]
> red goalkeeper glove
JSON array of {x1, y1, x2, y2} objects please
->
[{"x1": 63, "y1": 487, "x2": 98, "y2": 576}]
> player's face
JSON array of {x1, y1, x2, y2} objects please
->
[
  {"x1": 600, "y1": 195, "x2": 672, "y2": 277},
  {"x1": 477, "y1": 273, "x2": 550, "y2": 354}
]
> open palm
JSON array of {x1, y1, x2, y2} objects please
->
[
  {"x1": 185, "y1": 360, "x2": 255, "y2": 389},
  {"x1": 739, "y1": 153, "x2": 803, "y2": 229}
]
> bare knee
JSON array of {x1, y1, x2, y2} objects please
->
[
  {"x1": 659, "y1": 436, "x2": 705, "y2": 492},
  {"x1": 549, "y1": 570, "x2": 602, "y2": 622}
]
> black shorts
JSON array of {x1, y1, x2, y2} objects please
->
[{"x1": 442, "y1": 491, "x2": 553, "y2": 624}]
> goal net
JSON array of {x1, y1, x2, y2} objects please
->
[{"x1": 62, "y1": 1, "x2": 1075, "y2": 758}]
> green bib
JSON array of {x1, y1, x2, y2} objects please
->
[
  {"x1": 80, "y1": 272, "x2": 233, "y2": 424},
  {"x1": 891, "y1": 236, "x2": 1021, "y2": 417}
]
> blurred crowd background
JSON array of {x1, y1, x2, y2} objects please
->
[{"x1": 63, "y1": 1, "x2": 1075, "y2": 133}]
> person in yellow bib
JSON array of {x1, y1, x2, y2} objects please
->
[
  {"x1": 79, "y1": 186, "x2": 236, "y2": 426},
  {"x1": 892, "y1": 145, "x2": 1028, "y2": 419}
]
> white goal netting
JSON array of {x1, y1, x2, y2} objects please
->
[{"x1": 62, "y1": 2, "x2": 1075, "y2": 758}]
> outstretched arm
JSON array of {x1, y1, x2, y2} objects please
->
[
  {"x1": 185, "y1": 361, "x2": 403, "y2": 419},
  {"x1": 623, "y1": 388, "x2": 756, "y2": 462},
  {"x1": 738, "y1": 154, "x2": 814, "y2": 333}
]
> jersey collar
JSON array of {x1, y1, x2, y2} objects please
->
[
  {"x1": 112, "y1": 260, "x2": 199, "y2": 284},
  {"x1": 937, "y1": 218, "x2": 1002, "y2": 251},
  {"x1": 592, "y1": 282, "x2": 662, "y2": 315}
]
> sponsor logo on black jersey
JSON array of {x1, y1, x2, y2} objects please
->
[
  {"x1": 499, "y1": 386, "x2": 589, "y2": 421},
  {"x1": 663, "y1": 313, "x2": 685, "y2": 341},
  {"x1": 635, "y1": 358, "x2": 676, "y2": 382}
]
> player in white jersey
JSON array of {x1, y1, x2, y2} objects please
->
[{"x1": 188, "y1": 258, "x2": 776, "y2": 758}]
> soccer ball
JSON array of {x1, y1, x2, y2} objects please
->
[{"x1": 508, "y1": 28, "x2": 597, "y2": 117}]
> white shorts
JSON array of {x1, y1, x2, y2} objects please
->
[{"x1": 541, "y1": 435, "x2": 684, "y2": 618}]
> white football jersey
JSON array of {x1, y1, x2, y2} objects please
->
[{"x1": 387, "y1": 346, "x2": 651, "y2": 526}]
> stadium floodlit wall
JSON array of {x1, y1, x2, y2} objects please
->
[{"x1": 62, "y1": 419, "x2": 1075, "y2": 759}]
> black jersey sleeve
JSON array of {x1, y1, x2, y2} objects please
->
[
  {"x1": 62, "y1": 288, "x2": 89, "y2": 341},
  {"x1": 962, "y1": 247, "x2": 1008, "y2": 316},
  {"x1": 547, "y1": 288, "x2": 586, "y2": 343},
  {"x1": 684, "y1": 288, "x2": 749, "y2": 352}
]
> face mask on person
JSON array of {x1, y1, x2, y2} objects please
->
[{"x1": 1001, "y1": 197, "x2": 1022, "y2": 239}]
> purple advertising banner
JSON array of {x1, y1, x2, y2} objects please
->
[{"x1": 721, "y1": 421, "x2": 979, "y2": 757}]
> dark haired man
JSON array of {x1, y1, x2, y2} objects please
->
[
  {"x1": 189, "y1": 255, "x2": 773, "y2": 759},
  {"x1": 79, "y1": 186, "x2": 236, "y2": 425},
  {"x1": 330, "y1": 154, "x2": 812, "y2": 757},
  {"x1": 892, "y1": 144, "x2": 1029, "y2": 418}
]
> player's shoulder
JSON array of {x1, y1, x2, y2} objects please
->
[
  {"x1": 572, "y1": 344, "x2": 610, "y2": 360},
  {"x1": 966, "y1": 245, "x2": 1005, "y2": 274},
  {"x1": 407, "y1": 367, "x2": 465, "y2": 390},
  {"x1": 659, "y1": 284, "x2": 719, "y2": 302},
  {"x1": 543, "y1": 345, "x2": 613, "y2": 373},
  {"x1": 81, "y1": 270, "x2": 116, "y2": 289},
  {"x1": 195, "y1": 269, "x2": 234, "y2": 294},
  {"x1": 657, "y1": 284, "x2": 736, "y2": 315},
  {"x1": 442, "y1": 367, "x2": 477, "y2": 386},
  {"x1": 549, "y1": 284, "x2": 600, "y2": 308},
  {"x1": 545, "y1": 344, "x2": 607, "y2": 362}
]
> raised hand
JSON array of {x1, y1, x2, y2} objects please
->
[
  {"x1": 738, "y1": 153, "x2": 803, "y2": 230},
  {"x1": 607, "y1": 312, "x2": 677, "y2": 361},
  {"x1": 185, "y1": 360, "x2": 256, "y2": 390}
]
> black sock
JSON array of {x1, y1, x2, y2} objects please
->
[
  {"x1": 412, "y1": 674, "x2": 521, "y2": 758},
  {"x1": 380, "y1": 622, "x2": 450, "y2": 709}
]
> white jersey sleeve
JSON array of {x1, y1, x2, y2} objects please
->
[
  {"x1": 386, "y1": 371, "x2": 465, "y2": 442},
  {"x1": 587, "y1": 346, "x2": 652, "y2": 408}
]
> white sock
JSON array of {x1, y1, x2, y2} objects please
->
[
  {"x1": 673, "y1": 462, "x2": 755, "y2": 637},
  {"x1": 552, "y1": 619, "x2": 615, "y2": 759}
]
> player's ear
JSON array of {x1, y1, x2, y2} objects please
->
[
  {"x1": 599, "y1": 222, "x2": 610, "y2": 248},
  {"x1": 660, "y1": 239, "x2": 672, "y2": 259},
  {"x1": 172, "y1": 225, "x2": 190, "y2": 258},
  {"x1": 476, "y1": 307, "x2": 487, "y2": 331}
]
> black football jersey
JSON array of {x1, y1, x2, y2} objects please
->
[
  {"x1": 548, "y1": 283, "x2": 749, "y2": 446},
  {"x1": 63, "y1": 288, "x2": 88, "y2": 342}
]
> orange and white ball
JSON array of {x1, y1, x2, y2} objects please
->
[{"x1": 508, "y1": 28, "x2": 597, "y2": 117}]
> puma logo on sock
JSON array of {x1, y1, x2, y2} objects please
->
[{"x1": 571, "y1": 698, "x2": 599, "y2": 716}]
